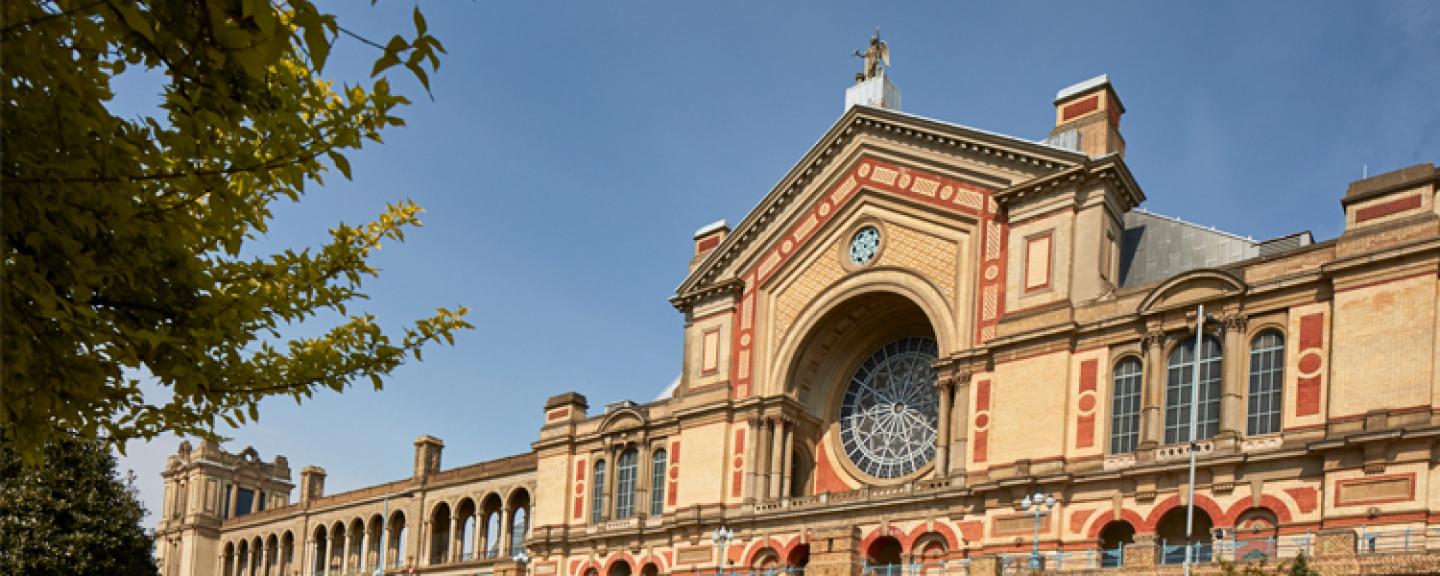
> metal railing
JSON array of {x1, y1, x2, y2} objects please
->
[
  {"x1": 860, "y1": 560, "x2": 969, "y2": 576},
  {"x1": 1356, "y1": 525, "x2": 1440, "y2": 554}
]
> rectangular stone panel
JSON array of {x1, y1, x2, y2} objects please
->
[{"x1": 1335, "y1": 473, "x2": 1414, "y2": 507}]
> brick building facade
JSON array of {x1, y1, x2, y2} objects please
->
[{"x1": 156, "y1": 74, "x2": 1440, "y2": 576}]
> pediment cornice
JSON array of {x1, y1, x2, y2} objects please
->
[{"x1": 673, "y1": 106, "x2": 1091, "y2": 306}]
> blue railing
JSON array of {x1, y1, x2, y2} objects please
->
[
  {"x1": 1356, "y1": 525, "x2": 1440, "y2": 554},
  {"x1": 1159, "y1": 541, "x2": 1212, "y2": 565},
  {"x1": 860, "y1": 560, "x2": 968, "y2": 576}
]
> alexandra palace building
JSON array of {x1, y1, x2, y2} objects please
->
[{"x1": 155, "y1": 71, "x2": 1440, "y2": 576}]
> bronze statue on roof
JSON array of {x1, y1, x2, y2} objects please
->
[{"x1": 853, "y1": 29, "x2": 890, "y2": 83}]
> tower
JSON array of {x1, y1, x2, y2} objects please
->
[{"x1": 155, "y1": 440, "x2": 294, "y2": 576}]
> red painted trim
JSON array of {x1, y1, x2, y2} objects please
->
[
  {"x1": 1061, "y1": 95, "x2": 1099, "y2": 121},
  {"x1": 548, "y1": 408, "x2": 570, "y2": 421},
  {"x1": 1087, "y1": 509, "x2": 1148, "y2": 539},
  {"x1": 1298, "y1": 313, "x2": 1324, "y2": 350},
  {"x1": 1334, "y1": 472, "x2": 1417, "y2": 508},
  {"x1": 1070, "y1": 509, "x2": 1096, "y2": 535},
  {"x1": 1284, "y1": 487, "x2": 1318, "y2": 514},
  {"x1": 813, "y1": 441, "x2": 851, "y2": 494},
  {"x1": 1355, "y1": 194, "x2": 1422, "y2": 223},
  {"x1": 975, "y1": 380, "x2": 991, "y2": 411},
  {"x1": 696, "y1": 234, "x2": 722, "y2": 253}
]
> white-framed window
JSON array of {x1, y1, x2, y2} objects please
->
[
  {"x1": 614, "y1": 449, "x2": 638, "y2": 519},
  {"x1": 1165, "y1": 336, "x2": 1222, "y2": 444},
  {"x1": 1248, "y1": 331, "x2": 1285, "y2": 436},
  {"x1": 1110, "y1": 357, "x2": 1143, "y2": 453},
  {"x1": 649, "y1": 449, "x2": 667, "y2": 517}
]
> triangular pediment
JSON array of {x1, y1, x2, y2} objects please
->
[{"x1": 674, "y1": 106, "x2": 1090, "y2": 305}]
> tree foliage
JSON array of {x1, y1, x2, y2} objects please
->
[
  {"x1": 0, "y1": 433, "x2": 158, "y2": 575},
  {"x1": 1217, "y1": 551, "x2": 1323, "y2": 576},
  {"x1": 1, "y1": 0, "x2": 469, "y2": 463}
]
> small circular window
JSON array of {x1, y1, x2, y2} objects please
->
[
  {"x1": 839, "y1": 337, "x2": 939, "y2": 479},
  {"x1": 848, "y1": 226, "x2": 881, "y2": 266}
]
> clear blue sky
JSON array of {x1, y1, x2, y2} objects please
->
[{"x1": 120, "y1": 1, "x2": 1439, "y2": 522}]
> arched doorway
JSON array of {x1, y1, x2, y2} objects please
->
[
  {"x1": 607, "y1": 559, "x2": 632, "y2": 576},
  {"x1": 639, "y1": 563, "x2": 660, "y2": 576},
  {"x1": 1098, "y1": 521, "x2": 1136, "y2": 568},
  {"x1": 1156, "y1": 507, "x2": 1214, "y2": 564},
  {"x1": 1234, "y1": 508, "x2": 1279, "y2": 561},
  {"x1": 865, "y1": 536, "x2": 904, "y2": 574},
  {"x1": 913, "y1": 536, "x2": 947, "y2": 574}
]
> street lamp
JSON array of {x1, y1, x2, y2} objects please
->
[
  {"x1": 375, "y1": 491, "x2": 414, "y2": 576},
  {"x1": 711, "y1": 527, "x2": 735, "y2": 576},
  {"x1": 1019, "y1": 491, "x2": 1056, "y2": 570}
]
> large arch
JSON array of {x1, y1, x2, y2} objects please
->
[
  {"x1": 507, "y1": 487, "x2": 532, "y2": 557},
  {"x1": 429, "y1": 501, "x2": 452, "y2": 564},
  {"x1": 772, "y1": 269, "x2": 960, "y2": 405},
  {"x1": 455, "y1": 498, "x2": 478, "y2": 561}
]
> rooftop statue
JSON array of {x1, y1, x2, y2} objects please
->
[{"x1": 853, "y1": 29, "x2": 890, "y2": 83}]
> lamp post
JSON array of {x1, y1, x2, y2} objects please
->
[
  {"x1": 375, "y1": 491, "x2": 414, "y2": 576},
  {"x1": 711, "y1": 527, "x2": 735, "y2": 576},
  {"x1": 1020, "y1": 491, "x2": 1056, "y2": 570}
]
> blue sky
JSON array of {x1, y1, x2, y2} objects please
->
[{"x1": 119, "y1": 1, "x2": 1439, "y2": 521}]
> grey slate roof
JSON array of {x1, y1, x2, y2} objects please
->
[{"x1": 1118, "y1": 210, "x2": 1261, "y2": 288}]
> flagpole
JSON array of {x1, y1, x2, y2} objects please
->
[{"x1": 1184, "y1": 304, "x2": 1205, "y2": 576}]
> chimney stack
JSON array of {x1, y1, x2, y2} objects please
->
[
  {"x1": 1050, "y1": 74, "x2": 1125, "y2": 158},
  {"x1": 299, "y1": 466, "x2": 326, "y2": 504},
  {"x1": 413, "y1": 435, "x2": 444, "y2": 480},
  {"x1": 689, "y1": 220, "x2": 729, "y2": 273}
]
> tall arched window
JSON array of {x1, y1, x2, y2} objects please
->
[
  {"x1": 615, "y1": 448, "x2": 638, "y2": 519},
  {"x1": 1110, "y1": 357, "x2": 1143, "y2": 454},
  {"x1": 510, "y1": 507, "x2": 527, "y2": 556},
  {"x1": 591, "y1": 460, "x2": 606, "y2": 524},
  {"x1": 1248, "y1": 331, "x2": 1285, "y2": 436},
  {"x1": 649, "y1": 449, "x2": 667, "y2": 517},
  {"x1": 1165, "y1": 335, "x2": 1223, "y2": 444}
]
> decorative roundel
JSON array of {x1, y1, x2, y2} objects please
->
[
  {"x1": 848, "y1": 226, "x2": 882, "y2": 266},
  {"x1": 839, "y1": 337, "x2": 940, "y2": 479}
]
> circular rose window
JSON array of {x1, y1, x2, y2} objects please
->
[{"x1": 838, "y1": 337, "x2": 939, "y2": 479}]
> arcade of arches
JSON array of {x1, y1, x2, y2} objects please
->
[{"x1": 157, "y1": 77, "x2": 1440, "y2": 576}]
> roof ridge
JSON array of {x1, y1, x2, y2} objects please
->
[{"x1": 1130, "y1": 208, "x2": 1255, "y2": 243}]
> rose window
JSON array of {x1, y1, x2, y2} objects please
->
[{"x1": 838, "y1": 337, "x2": 939, "y2": 479}]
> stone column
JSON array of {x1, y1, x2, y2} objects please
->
[
  {"x1": 328, "y1": 531, "x2": 339, "y2": 573},
  {"x1": 950, "y1": 372, "x2": 970, "y2": 479},
  {"x1": 603, "y1": 451, "x2": 617, "y2": 521},
  {"x1": 780, "y1": 419, "x2": 795, "y2": 497},
  {"x1": 756, "y1": 417, "x2": 773, "y2": 500},
  {"x1": 500, "y1": 508, "x2": 513, "y2": 558},
  {"x1": 447, "y1": 514, "x2": 459, "y2": 563},
  {"x1": 743, "y1": 417, "x2": 761, "y2": 503},
  {"x1": 768, "y1": 417, "x2": 786, "y2": 500},
  {"x1": 1139, "y1": 329, "x2": 1167, "y2": 450},
  {"x1": 1220, "y1": 312, "x2": 1248, "y2": 437},
  {"x1": 935, "y1": 377, "x2": 954, "y2": 477},
  {"x1": 473, "y1": 511, "x2": 484, "y2": 559},
  {"x1": 228, "y1": 483, "x2": 239, "y2": 519},
  {"x1": 261, "y1": 544, "x2": 270, "y2": 576}
]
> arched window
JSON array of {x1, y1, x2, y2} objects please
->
[
  {"x1": 1110, "y1": 357, "x2": 1143, "y2": 454},
  {"x1": 615, "y1": 448, "x2": 639, "y2": 519},
  {"x1": 649, "y1": 449, "x2": 667, "y2": 517},
  {"x1": 510, "y1": 506, "x2": 528, "y2": 556},
  {"x1": 1165, "y1": 336, "x2": 1223, "y2": 444},
  {"x1": 591, "y1": 460, "x2": 606, "y2": 524},
  {"x1": 1248, "y1": 331, "x2": 1284, "y2": 436}
]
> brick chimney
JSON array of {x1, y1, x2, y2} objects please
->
[
  {"x1": 299, "y1": 466, "x2": 326, "y2": 504},
  {"x1": 413, "y1": 435, "x2": 444, "y2": 480},
  {"x1": 689, "y1": 220, "x2": 729, "y2": 273},
  {"x1": 1049, "y1": 74, "x2": 1125, "y2": 158}
]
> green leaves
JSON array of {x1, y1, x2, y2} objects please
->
[{"x1": 0, "y1": 0, "x2": 469, "y2": 465}]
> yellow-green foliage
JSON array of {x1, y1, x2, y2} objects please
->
[{"x1": 1, "y1": 0, "x2": 468, "y2": 464}]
